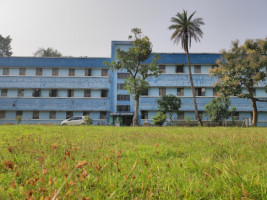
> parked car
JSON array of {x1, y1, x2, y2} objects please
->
[{"x1": 61, "y1": 116, "x2": 85, "y2": 126}]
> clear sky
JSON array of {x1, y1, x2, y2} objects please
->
[{"x1": 0, "y1": 0, "x2": 266, "y2": 57}]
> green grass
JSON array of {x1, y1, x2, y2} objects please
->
[{"x1": 0, "y1": 126, "x2": 266, "y2": 199}]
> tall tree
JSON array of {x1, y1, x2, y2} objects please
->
[
  {"x1": 0, "y1": 34, "x2": 12, "y2": 57},
  {"x1": 211, "y1": 38, "x2": 267, "y2": 126},
  {"x1": 34, "y1": 47, "x2": 62, "y2": 57},
  {"x1": 104, "y1": 28, "x2": 160, "y2": 126},
  {"x1": 168, "y1": 10, "x2": 204, "y2": 126}
]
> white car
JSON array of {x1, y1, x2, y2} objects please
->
[{"x1": 61, "y1": 116, "x2": 85, "y2": 126}]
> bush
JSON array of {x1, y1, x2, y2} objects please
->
[
  {"x1": 84, "y1": 115, "x2": 92, "y2": 125},
  {"x1": 16, "y1": 116, "x2": 22, "y2": 125},
  {"x1": 152, "y1": 112, "x2": 167, "y2": 126}
]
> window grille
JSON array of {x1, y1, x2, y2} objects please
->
[
  {"x1": 36, "y1": 68, "x2": 42, "y2": 76},
  {"x1": 52, "y1": 68, "x2": 59, "y2": 76},
  {"x1": 159, "y1": 88, "x2": 166, "y2": 96},
  {"x1": 19, "y1": 68, "x2": 26, "y2": 76},
  {"x1": 176, "y1": 65, "x2": 184, "y2": 73},
  {"x1": 33, "y1": 111, "x2": 39, "y2": 119},
  {"x1": 69, "y1": 69, "x2": 75, "y2": 76}
]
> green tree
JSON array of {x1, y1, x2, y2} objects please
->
[
  {"x1": 211, "y1": 38, "x2": 267, "y2": 126},
  {"x1": 0, "y1": 34, "x2": 12, "y2": 57},
  {"x1": 168, "y1": 10, "x2": 204, "y2": 126},
  {"x1": 205, "y1": 97, "x2": 236, "y2": 125},
  {"x1": 157, "y1": 94, "x2": 181, "y2": 125},
  {"x1": 152, "y1": 112, "x2": 167, "y2": 126},
  {"x1": 34, "y1": 47, "x2": 62, "y2": 57},
  {"x1": 104, "y1": 28, "x2": 160, "y2": 126}
]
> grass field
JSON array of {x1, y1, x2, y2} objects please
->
[{"x1": 0, "y1": 126, "x2": 266, "y2": 199}]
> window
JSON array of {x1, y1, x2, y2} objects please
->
[
  {"x1": 32, "y1": 89, "x2": 41, "y2": 97},
  {"x1": 1, "y1": 89, "x2": 7, "y2": 97},
  {"x1": 178, "y1": 112, "x2": 184, "y2": 120},
  {"x1": 195, "y1": 88, "x2": 205, "y2": 96},
  {"x1": 66, "y1": 111, "x2": 73, "y2": 119},
  {"x1": 3, "y1": 68, "x2": 9, "y2": 75},
  {"x1": 117, "y1": 83, "x2": 125, "y2": 90},
  {"x1": 19, "y1": 68, "x2": 26, "y2": 76},
  {"x1": 71, "y1": 116, "x2": 82, "y2": 120},
  {"x1": 159, "y1": 88, "x2": 166, "y2": 96},
  {"x1": 250, "y1": 89, "x2": 256, "y2": 97},
  {"x1": 33, "y1": 111, "x2": 39, "y2": 119},
  {"x1": 16, "y1": 111, "x2": 22, "y2": 117},
  {"x1": 52, "y1": 68, "x2": 59, "y2": 76},
  {"x1": 141, "y1": 89, "x2": 148, "y2": 96},
  {"x1": 117, "y1": 105, "x2": 130, "y2": 112},
  {"x1": 18, "y1": 89, "x2": 24, "y2": 97},
  {"x1": 83, "y1": 111, "x2": 90, "y2": 116},
  {"x1": 0, "y1": 111, "x2": 5, "y2": 119},
  {"x1": 49, "y1": 111, "x2": 56, "y2": 119},
  {"x1": 194, "y1": 65, "x2": 201, "y2": 73},
  {"x1": 84, "y1": 90, "x2": 91, "y2": 97},
  {"x1": 159, "y1": 65, "x2": 165, "y2": 73},
  {"x1": 101, "y1": 90, "x2": 108, "y2": 97},
  {"x1": 233, "y1": 112, "x2": 240, "y2": 121},
  {"x1": 199, "y1": 111, "x2": 203, "y2": 120},
  {"x1": 213, "y1": 88, "x2": 219, "y2": 96},
  {"x1": 85, "y1": 69, "x2": 91, "y2": 76},
  {"x1": 176, "y1": 65, "x2": 184, "y2": 73},
  {"x1": 49, "y1": 89, "x2": 57, "y2": 97},
  {"x1": 117, "y1": 95, "x2": 130, "y2": 101},
  {"x1": 177, "y1": 88, "x2": 184, "y2": 96},
  {"x1": 141, "y1": 111, "x2": 148, "y2": 119},
  {"x1": 67, "y1": 89, "x2": 74, "y2": 97},
  {"x1": 117, "y1": 73, "x2": 130, "y2": 79},
  {"x1": 101, "y1": 69, "x2": 108, "y2": 76},
  {"x1": 69, "y1": 69, "x2": 75, "y2": 76},
  {"x1": 100, "y1": 111, "x2": 107, "y2": 119},
  {"x1": 36, "y1": 68, "x2": 42, "y2": 76}
]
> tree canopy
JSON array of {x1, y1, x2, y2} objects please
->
[
  {"x1": 157, "y1": 94, "x2": 181, "y2": 124},
  {"x1": 34, "y1": 47, "x2": 62, "y2": 57},
  {"x1": 205, "y1": 97, "x2": 236, "y2": 125},
  {"x1": 211, "y1": 38, "x2": 267, "y2": 126},
  {"x1": 104, "y1": 28, "x2": 160, "y2": 126},
  {"x1": 0, "y1": 34, "x2": 12, "y2": 57}
]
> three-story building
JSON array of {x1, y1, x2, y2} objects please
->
[{"x1": 0, "y1": 41, "x2": 266, "y2": 126}]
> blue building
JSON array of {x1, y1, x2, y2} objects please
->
[{"x1": 0, "y1": 41, "x2": 267, "y2": 125}]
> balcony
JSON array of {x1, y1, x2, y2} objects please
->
[
  {"x1": 139, "y1": 96, "x2": 267, "y2": 111},
  {"x1": 0, "y1": 98, "x2": 110, "y2": 111},
  {"x1": 0, "y1": 76, "x2": 109, "y2": 89}
]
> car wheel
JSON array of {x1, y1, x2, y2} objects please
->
[
  {"x1": 62, "y1": 123, "x2": 66, "y2": 126},
  {"x1": 81, "y1": 123, "x2": 85, "y2": 125}
]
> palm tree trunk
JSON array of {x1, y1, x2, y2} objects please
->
[
  {"x1": 185, "y1": 50, "x2": 203, "y2": 126},
  {"x1": 133, "y1": 96, "x2": 139, "y2": 126}
]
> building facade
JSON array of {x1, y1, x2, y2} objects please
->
[{"x1": 0, "y1": 41, "x2": 267, "y2": 126}]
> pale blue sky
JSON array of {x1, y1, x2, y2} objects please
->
[{"x1": 0, "y1": 0, "x2": 266, "y2": 57}]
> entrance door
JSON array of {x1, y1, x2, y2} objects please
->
[{"x1": 123, "y1": 116, "x2": 133, "y2": 126}]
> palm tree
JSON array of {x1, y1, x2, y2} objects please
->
[{"x1": 168, "y1": 10, "x2": 204, "y2": 126}]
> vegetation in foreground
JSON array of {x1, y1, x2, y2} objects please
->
[{"x1": 0, "y1": 126, "x2": 266, "y2": 199}]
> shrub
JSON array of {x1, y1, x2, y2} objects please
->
[
  {"x1": 16, "y1": 116, "x2": 22, "y2": 125},
  {"x1": 84, "y1": 115, "x2": 92, "y2": 125},
  {"x1": 152, "y1": 112, "x2": 167, "y2": 126}
]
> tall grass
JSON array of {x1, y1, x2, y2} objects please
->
[{"x1": 0, "y1": 126, "x2": 266, "y2": 199}]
